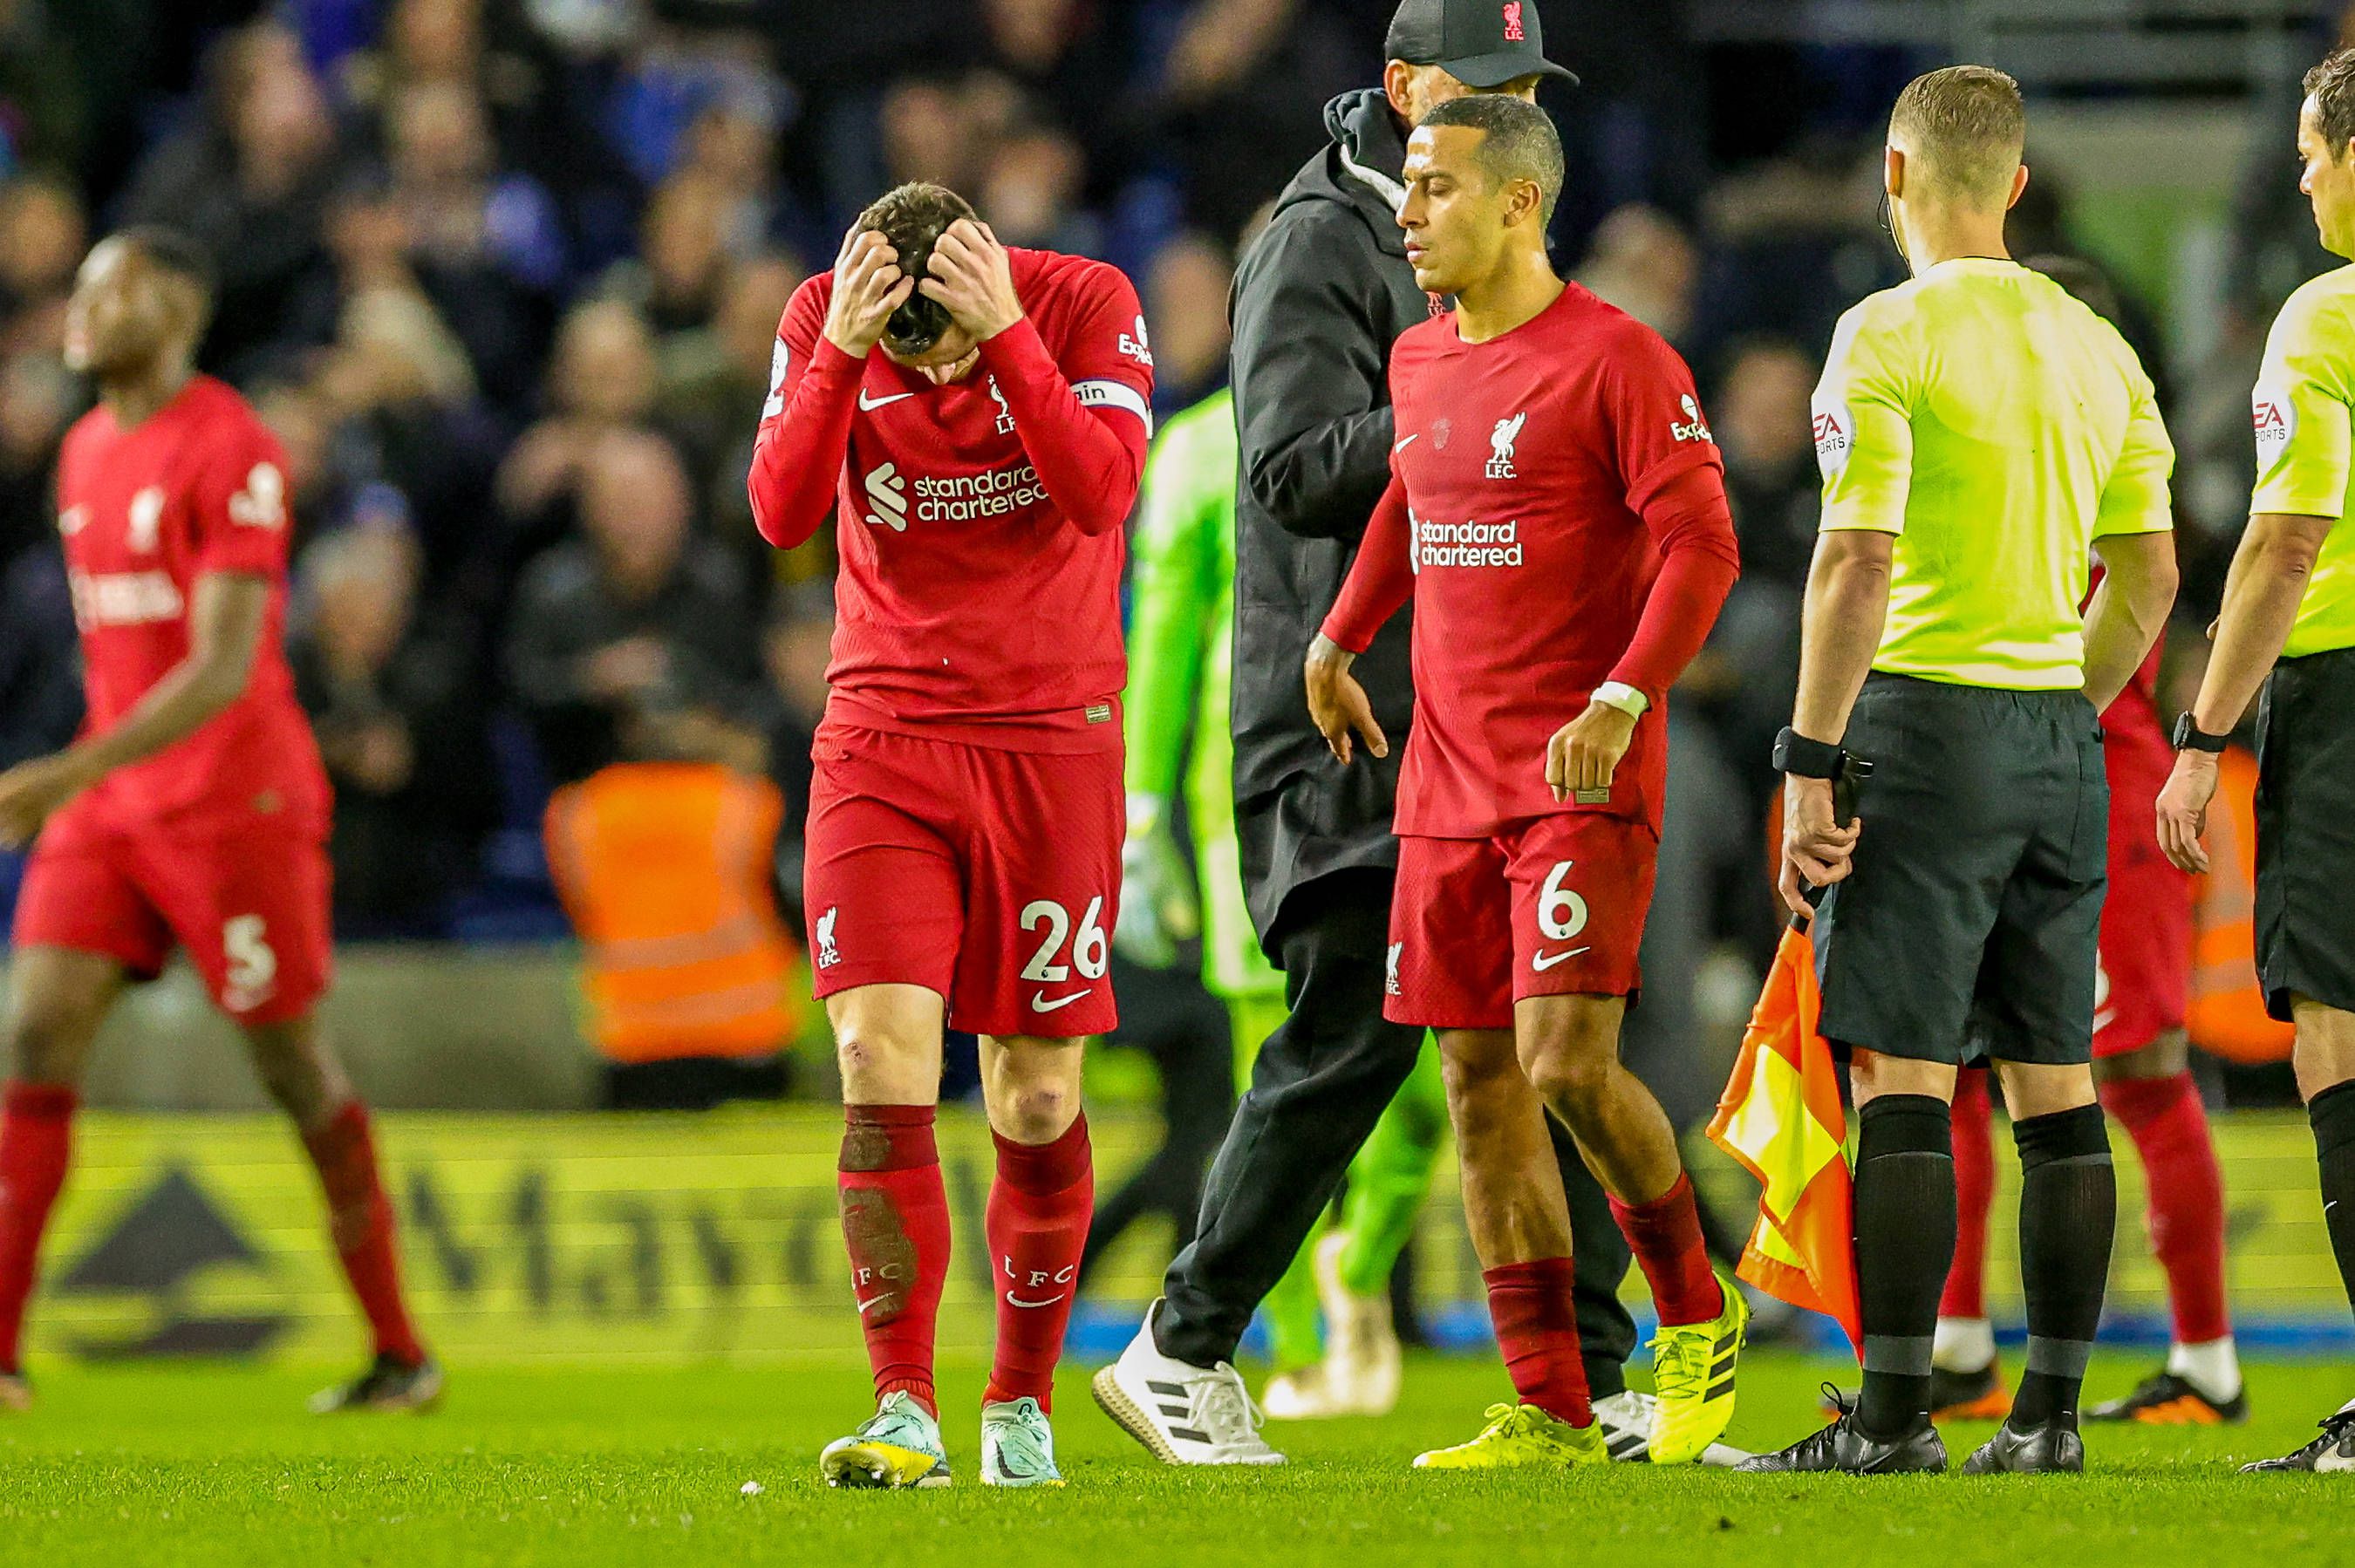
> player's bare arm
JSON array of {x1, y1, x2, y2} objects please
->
[
  {"x1": 1304, "y1": 633, "x2": 1388, "y2": 765},
  {"x1": 2079, "y1": 529, "x2": 2179, "y2": 714},
  {"x1": 0, "y1": 571, "x2": 268, "y2": 846},
  {"x1": 919, "y1": 220, "x2": 1025, "y2": 342},
  {"x1": 823, "y1": 225, "x2": 915, "y2": 358},
  {"x1": 1778, "y1": 527, "x2": 1888, "y2": 913},
  {"x1": 2157, "y1": 511, "x2": 2333, "y2": 873}
]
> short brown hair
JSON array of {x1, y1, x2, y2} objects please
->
[
  {"x1": 2305, "y1": 48, "x2": 2355, "y2": 161},
  {"x1": 1889, "y1": 65, "x2": 2025, "y2": 203},
  {"x1": 857, "y1": 181, "x2": 977, "y2": 355},
  {"x1": 1422, "y1": 93, "x2": 1565, "y2": 226}
]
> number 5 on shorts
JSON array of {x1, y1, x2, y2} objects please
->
[
  {"x1": 223, "y1": 914, "x2": 278, "y2": 1012},
  {"x1": 1020, "y1": 896, "x2": 1109, "y2": 983}
]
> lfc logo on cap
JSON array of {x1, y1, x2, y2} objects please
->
[{"x1": 1503, "y1": 1, "x2": 1525, "y2": 41}]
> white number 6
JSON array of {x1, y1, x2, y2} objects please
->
[{"x1": 1538, "y1": 862, "x2": 1589, "y2": 943}]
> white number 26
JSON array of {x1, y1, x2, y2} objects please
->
[{"x1": 1019, "y1": 897, "x2": 1109, "y2": 983}]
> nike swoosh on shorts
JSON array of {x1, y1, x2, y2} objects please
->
[
  {"x1": 1032, "y1": 990, "x2": 1093, "y2": 1012},
  {"x1": 1531, "y1": 947, "x2": 1590, "y2": 971}
]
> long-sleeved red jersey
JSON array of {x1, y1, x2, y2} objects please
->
[
  {"x1": 1322, "y1": 283, "x2": 1740, "y2": 837},
  {"x1": 748, "y1": 247, "x2": 1155, "y2": 750}
]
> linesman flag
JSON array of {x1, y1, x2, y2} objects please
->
[{"x1": 1706, "y1": 919, "x2": 1863, "y2": 1358}]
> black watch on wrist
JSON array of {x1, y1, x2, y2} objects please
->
[
  {"x1": 2171, "y1": 713, "x2": 2230, "y2": 754},
  {"x1": 1773, "y1": 726, "x2": 1843, "y2": 780}
]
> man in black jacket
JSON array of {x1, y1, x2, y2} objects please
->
[{"x1": 1097, "y1": 0, "x2": 1696, "y2": 1468}]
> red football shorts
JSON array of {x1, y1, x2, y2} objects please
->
[
  {"x1": 1386, "y1": 812, "x2": 1658, "y2": 1031},
  {"x1": 802, "y1": 723, "x2": 1121, "y2": 1039},
  {"x1": 13, "y1": 799, "x2": 333, "y2": 1026},
  {"x1": 2096, "y1": 754, "x2": 2193, "y2": 1058}
]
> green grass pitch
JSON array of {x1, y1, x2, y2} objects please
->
[{"x1": 0, "y1": 1351, "x2": 2347, "y2": 1566}]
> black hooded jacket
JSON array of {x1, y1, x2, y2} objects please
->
[{"x1": 1228, "y1": 88, "x2": 1435, "y2": 951}]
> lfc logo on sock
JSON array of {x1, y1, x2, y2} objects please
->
[{"x1": 1001, "y1": 1258, "x2": 1075, "y2": 1310}]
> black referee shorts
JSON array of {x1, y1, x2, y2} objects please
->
[
  {"x1": 2255, "y1": 644, "x2": 2355, "y2": 1020},
  {"x1": 1813, "y1": 673, "x2": 2108, "y2": 1067}
]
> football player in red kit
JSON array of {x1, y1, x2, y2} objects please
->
[
  {"x1": 747, "y1": 183, "x2": 1151, "y2": 1489},
  {"x1": 1935, "y1": 634, "x2": 2241, "y2": 1423},
  {"x1": 1307, "y1": 96, "x2": 1744, "y2": 1469},
  {"x1": 0, "y1": 229, "x2": 435, "y2": 1411}
]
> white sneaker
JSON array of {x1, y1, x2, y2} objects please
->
[
  {"x1": 1313, "y1": 1231, "x2": 1402, "y2": 1416},
  {"x1": 1265, "y1": 1364, "x2": 1367, "y2": 1421},
  {"x1": 1592, "y1": 1388, "x2": 1751, "y2": 1467},
  {"x1": 1092, "y1": 1300, "x2": 1286, "y2": 1465}
]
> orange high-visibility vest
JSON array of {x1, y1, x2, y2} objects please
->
[
  {"x1": 544, "y1": 762, "x2": 802, "y2": 1063},
  {"x1": 2188, "y1": 745, "x2": 2295, "y2": 1065}
]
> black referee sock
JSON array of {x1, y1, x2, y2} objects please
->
[
  {"x1": 2310, "y1": 1081, "x2": 2355, "y2": 1318},
  {"x1": 1852, "y1": 1094, "x2": 1955, "y2": 1441},
  {"x1": 2010, "y1": 1102, "x2": 2114, "y2": 1430}
]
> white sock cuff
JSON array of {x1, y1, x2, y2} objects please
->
[
  {"x1": 1931, "y1": 1316, "x2": 1997, "y2": 1374},
  {"x1": 2166, "y1": 1336, "x2": 2242, "y2": 1401}
]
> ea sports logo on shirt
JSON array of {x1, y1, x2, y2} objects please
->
[
  {"x1": 2252, "y1": 381, "x2": 2296, "y2": 472},
  {"x1": 1671, "y1": 393, "x2": 1713, "y2": 444},
  {"x1": 1811, "y1": 395, "x2": 1853, "y2": 478},
  {"x1": 863, "y1": 463, "x2": 909, "y2": 532}
]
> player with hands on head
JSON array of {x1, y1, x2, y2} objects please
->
[{"x1": 748, "y1": 182, "x2": 1154, "y2": 1490}]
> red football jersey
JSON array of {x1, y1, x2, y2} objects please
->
[
  {"x1": 53, "y1": 376, "x2": 328, "y2": 831},
  {"x1": 1377, "y1": 284, "x2": 1724, "y2": 837},
  {"x1": 2085, "y1": 570, "x2": 2172, "y2": 790},
  {"x1": 761, "y1": 248, "x2": 1154, "y2": 751},
  {"x1": 2105, "y1": 639, "x2": 2172, "y2": 792}
]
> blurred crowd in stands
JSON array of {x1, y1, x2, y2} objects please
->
[{"x1": 0, "y1": 0, "x2": 2344, "y2": 1084}]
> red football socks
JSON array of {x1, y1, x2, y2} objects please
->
[
  {"x1": 1483, "y1": 1257, "x2": 1591, "y2": 1425},
  {"x1": 1942, "y1": 1070, "x2": 1995, "y2": 1320},
  {"x1": 0, "y1": 1083, "x2": 75, "y2": 1375},
  {"x1": 838, "y1": 1102, "x2": 952, "y2": 1415},
  {"x1": 302, "y1": 1101, "x2": 427, "y2": 1367},
  {"x1": 1610, "y1": 1172, "x2": 1724, "y2": 1326},
  {"x1": 2101, "y1": 1073, "x2": 2231, "y2": 1346},
  {"x1": 984, "y1": 1114, "x2": 1093, "y2": 1412}
]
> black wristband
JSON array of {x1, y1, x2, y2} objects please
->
[
  {"x1": 2171, "y1": 712, "x2": 2230, "y2": 754},
  {"x1": 1773, "y1": 726, "x2": 1843, "y2": 779}
]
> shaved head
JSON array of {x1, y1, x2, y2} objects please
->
[{"x1": 1889, "y1": 65, "x2": 2024, "y2": 206}]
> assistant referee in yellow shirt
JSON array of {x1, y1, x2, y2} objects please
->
[
  {"x1": 2158, "y1": 47, "x2": 2355, "y2": 1476},
  {"x1": 1737, "y1": 66, "x2": 2181, "y2": 1476}
]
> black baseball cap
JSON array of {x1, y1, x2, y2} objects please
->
[{"x1": 1386, "y1": 0, "x2": 1578, "y2": 89}]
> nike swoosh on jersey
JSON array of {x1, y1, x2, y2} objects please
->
[
  {"x1": 1531, "y1": 947, "x2": 1590, "y2": 971},
  {"x1": 1393, "y1": 433, "x2": 1420, "y2": 453},
  {"x1": 1031, "y1": 989, "x2": 1094, "y2": 1013},
  {"x1": 1005, "y1": 1291, "x2": 1071, "y2": 1309},
  {"x1": 858, "y1": 390, "x2": 918, "y2": 410}
]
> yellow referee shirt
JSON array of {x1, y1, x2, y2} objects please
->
[
  {"x1": 1811, "y1": 256, "x2": 2175, "y2": 690},
  {"x1": 2250, "y1": 264, "x2": 2355, "y2": 658}
]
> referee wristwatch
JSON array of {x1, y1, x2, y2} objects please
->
[
  {"x1": 2171, "y1": 713, "x2": 2230, "y2": 754},
  {"x1": 1772, "y1": 726, "x2": 1843, "y2": 779}
]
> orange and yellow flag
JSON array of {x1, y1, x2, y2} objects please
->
[{"x1": 1706, "y1": 920, "x2": 1863, "y2": 1358}]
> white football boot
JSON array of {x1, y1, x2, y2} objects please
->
[{"x1": 1093, "y1": 1301, "x2": 1286, "y2": 1464}]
